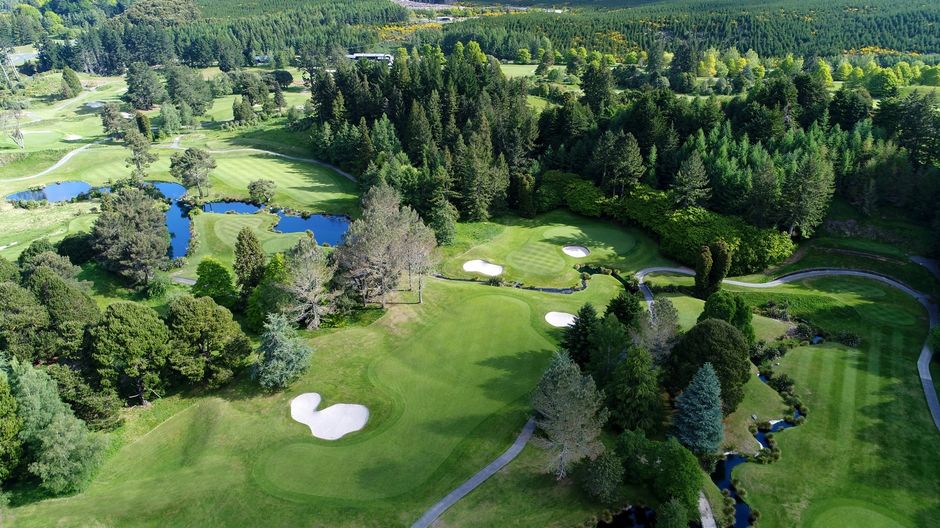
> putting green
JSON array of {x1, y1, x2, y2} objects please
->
[{"x1": 439, "y1": 209, "x2": 667, "y2": 288}]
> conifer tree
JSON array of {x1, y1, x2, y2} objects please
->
[
  {"x1": 562, "y1": 303, "x2": 599, "y2": 367},
  {"x1": 672, "y1": 363, "x2": 724, "y2": 456},
  {"x1": 609, "y1": 347, "x2": 663, "y2": 432},
  {"x1": 234, "y1": 227, "x2": 266, "y2": 296}
]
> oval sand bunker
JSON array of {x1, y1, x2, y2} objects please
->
[
  {"x1": 545, "y1": 312, "x2": 576, "y2": 327},
  {"x1": 463, "y1": 259, "x2": 504, "y2": 276},
  {"x1": 562, "y1": 245, "x2": 591, "y2": 258},
  {"x1": 290, "y1": 393, "x2": 369, "y2": 440}
]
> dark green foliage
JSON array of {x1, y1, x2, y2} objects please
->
[
  {"x1": 0, "y1": 282, "x2": 50, "y2": 363},
  {"x1": 829, "y1": 88, "x2": 873, "y2": 131},
  {"x1": 604, "y1": 290, "x2": 643, "y2": 330},
  {"x1": 667, "y1": 319, "x2": 751, "y2": 414},
  {"x1": 562, "y1": 303, "x2": 599, "y2": 367},
  {"x1": 234, "y1": 227, "x2": 267, "y2": 296},
  {"x1": 245, "y1": 254, "x2": 291, "y2": 332},
  {"x1": 56, "y1": 232, "x2": 96, "y2": 265},
  {"x1": 19, "y1": 251, "x2": 79, "y2": 282},
  {"x1": 17, "y1": 239, "x2": 55, "y2": 269},
  {"x1": 657, "y1": 497, "x2": 690, "y2": 528},
  {"x1": 192, "y1": 258, "x2": 238, "y2": 309},
  {"x1": 670, "y1": 151, "x2": 710, "y2": 208},
  {"x1": 44, "y1": 365, "x2": 123, "y2": 432},
  {"x1": 171, "y1": 148, "x2": 216, "y2": 198},
  {"x1": 0, "y1": 257, "x2": 17, "y2": 283},
  {"x1": 135, "y1": 111, "x2": 152, "y2": 141},
  {"x1": 125, "y1": 62, "x2": 166, "y2": 110},
  {"x1": 609, "y1": 347, "x2": 663, "y2": 433},
  {"x1": 564, "y1": 180, "x2": 605, "y2": 217},
  {"x1": 25, "y1": 266, "x2": 99, "y2": 360},
  {"x1": 0, "y1": 377, "x2": 22, "y2": 482},
  {"x1": 615, "y1": 430, "x2": 701, "y2": 516},
  {"x1": 60, "y1": 66, "x2": 82, "y2": 99},
  {"x1": 706, "y1": 239, "x2": 732, "y2": 298},
  {"x1": 587, "y1": 314, "x2": 629, "y2": 391},
  {"x1": 253, "y1": 313, "x2": 314, "y2": 390},
  {"x1": 673, "y1": 363, "x2": 724, "y2": 456},
  {"x1": 93, "y1": 188, "x2": 169, "y2": 285},
  {"x1": 89, "y1": 302, "x2": 170, "y2": 404},
  {"x1": 579, "y1": 450, "x2": 623, "y2": 505},
  {"x1": 694, "y1": 245, "x2": 713, "y2": 298},
  {"x1": 166, "y1": 295, "x2": 251, "y2": 388},
  {"x1": 699, "y1": 290, "x2": 755, "y2": 344}
]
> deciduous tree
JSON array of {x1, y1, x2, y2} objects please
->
[{"x1": 171, "y1": 147, "x2": 216, "y2": 198}]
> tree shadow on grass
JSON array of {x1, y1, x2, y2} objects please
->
[{"x1": 475, "y1": 348, "x2": 554, "y2": 402}]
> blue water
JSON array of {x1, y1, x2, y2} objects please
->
[
  {"x1": 9, "y1": 181, "x2": 348, "y2": 258},
  {"x1": 201, "y1": 201, "x2": 349, "y2": 246},
  {"x1": 7, "y1": 181, "x2": 92, "y2": 202}
]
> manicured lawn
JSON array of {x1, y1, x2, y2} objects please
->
[
  {"x1": 438, "y1": 209, "x2": 670, "y2": 288},
  {"x1": 9, "y1": 276, "x2": 624, "y2": 527},
  {"x1": 176, "y1": 212, "x2": 307, "y2": 279},
  {"x1": 729, "y1": 277, "x2": 940, "y2": 527}
]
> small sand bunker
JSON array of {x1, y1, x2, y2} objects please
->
[
  {"x1": 463, "y1": 259, "x2": 503, "y2": 276},
  {"x1": 63, "y1": 134, "x2": 82, "y2": 141},
  {"x1": 120, "y1": 111, "x2": 134, "y2": 119},
  {"x1": 85, "y1": 101, "x2": 105, "y2": 109},
  {"x1": 545, "y1": 312, "x2": 576, "y2": 327},
  {"x1": 290, "y1": 392, "x2": 369, "y2": 440},
  {"x1": 562, "y1": 245, "x2": 591, "y2": 258}
]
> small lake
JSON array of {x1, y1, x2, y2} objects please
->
[
  {"x1": 7, "y1": 180, "x2": 349, "y2": 259},
  {"x1": 7, "y1": 181, "x2": 93, "y2": 202}
]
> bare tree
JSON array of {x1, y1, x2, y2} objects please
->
[
  {"x1": 399, "y1": 207, "x2": 437, "y2": 304},
  {"x1": 284, "y1": 233, "x2": 336, "y2": 329}
]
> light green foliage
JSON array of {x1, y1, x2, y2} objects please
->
[
  {"x1": 193, "y1": 257, "x2": 238, "y2": 309},
  {"x1": 699, "y1": 290, "x2": 755, "y2": 344},
  {"x1": 171, "y1": 148, "x2": 216, "y2": 198},
  {"x1": 0, "y1": 377, "x2": 22, "y2": 483},
  {"x1": 532, "y1": 352, "x2": 608, "y2": 479},
  {"x1": 247, "y1": 179, "x2": 276, "y2": 204}
]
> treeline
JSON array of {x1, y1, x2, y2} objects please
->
[
  {"x1": 425, "y1": 0, "x2": 940, "y2": 59},
  {"x1": 298, "y1": 42, "x2": 940, "y2": 272},
  {"x1": 28, "y1": 0, "x2": 407, "y2": 75}
]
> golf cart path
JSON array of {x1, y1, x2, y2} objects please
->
[
  {"x1": 638, "y1": 266, "x2": 940, "y2": 528},
  {"x1": 637, "y1": 266, "x2": 940, "y2": 433},
  {"x1": 2, "y1": 138, "x2": 106, "y2": 182},
  {"x1": 412, "y1": 419, "x2": 535, "y2": 528}
]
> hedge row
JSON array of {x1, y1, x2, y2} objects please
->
[{"x1": 609, "y1": 186, "x2": 794, "y2": 275}]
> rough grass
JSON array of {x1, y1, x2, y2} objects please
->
[
  {"x1": 8, "y1": 277, "x2": 624, "y2": 527},
  {"x1": 0, "y1": 201, "x2": 98, "y2": 260}
]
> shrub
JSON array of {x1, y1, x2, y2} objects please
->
[
  {"x1": 56, "y1": 232, "x2": 96, "y2": 265},
  {"x1": 610, "y1": 186, "x2": 794, "y2": 274},
  {"x1": 578, "y1": 450, "x2": 624, "y2": 505},
  {"x1": 534, "y1": 170, "x2": 580, "y2": 212},
  {"x1": 564, "y1": 180, "x2": 606, "y2": 217}
]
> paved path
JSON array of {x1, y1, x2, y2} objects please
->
[
  {"x1": 1, "y1": 138, "x2": 106, "y2": 183},
  {"x1": 637, "y1": 266, "x2": 940, "y2": 527},
  {"x1": 171, "y1": 276, "x2": 196, "y2": 286},
  {"x1": 637, "y1": 266, "x2": 940, "y2": 432},
  {"x1": 412, "y1": 419, "x2": 536, "y2": 528}
]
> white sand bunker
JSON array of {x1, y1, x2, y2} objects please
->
[
  {"x1": 290, "y1": 392, "x2": 369, "y2": 440},
  {"x1": 463, "y1": 259, "x2": 503, "y2": 276},
  {"x1": 545, "y1": 312, "x2": 576, "y2": 327},
  {"x1": 120, "y1": 111, "x2": 134, "y2": 119},
  {"x1": 562, "y1": 245, "x2": 591, "y2": 258},
  {"x1": 85, "y1": 101, "x2": 105, "y2": 109},
  {"x1": 63, "y1": 134, "x2": 82, "y2": 141}
]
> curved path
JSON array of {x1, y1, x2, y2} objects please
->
[
  {"x1": 411, "y1": 419, "x2": 536, "y2": 528},
  {"x1": 637, "y1": 266, "x2": 940, "y2": 432},
  {"x1": 2, "y1": 138, "x2": 106, "y2": 183}
]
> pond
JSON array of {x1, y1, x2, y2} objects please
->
[
  {"x1": 6, "y1": 181, "x2": 93, "y2": 202},
  {"x1": 7, "y1": 180, "x2": 349, "y2": 259},
  {"x1": 596, "y1": 505, "x2": 656, "y2": 527}
]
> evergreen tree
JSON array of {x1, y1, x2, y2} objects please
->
[
  {"x1": 657, "y1": 498, "x2": 690, "y2": 528},
  {"x1": 670, "y1": 151, "x2": 711, "y2": 207},
  {"x1": 781, "y1": 150, "x2": 835, "y2": 237},
  {"x1": 253, "y1": 313, "x2": 314, "y2": 390},
  {"x1": 0, "y1": 377, "x2": 21, "y2": 482},
  {"x1": 125, "y1": 62, "x2": 166, "y2": 109},
  {"x1": 192, "y1": 257, "x2": 238, "y2": 309},
  {"x1": 667, "y1": 319, "x2": 750, "y2": 414},
  {"x1": 604, "y1": 290, "x2": 643, "y2": 330},
  {"x1": 234, "y1": 227, "x2": 266, "y2": 296},
  {"x1": 673, "y1": 363, "x2": 724, "y2": 456},
  {"x1": 609, "y1": 347, "x2": 663, "y2": 433},
  {"x1": 93, "y1": 188, "x2": 169, "y2": 285},
  {"x1": 694, "y1": 245, "x2": 713, "y2": 298},
  {"x1": 166, "y1": 294, "x2": 251, "y2": 388},
  {"x1": 699, "y1": 290, "x2": 755, "y2": 344},
  {"x1": 588, "y1": 314, "x2": 630, "y2": 391},
  {"x1": 579, "y1": 450, "x2": 623, "y2": 505},
  {"x1": 562, "y1": 303, "x2": 599, "y2": 367},
  {"x1": 706, "y1": 240, "x2": 732, "y2": 297},
  {"x1": 171, "y1": 147, "x2": 216, "y2": 198},
  {"x1": 532, "y1": 352, "x2": 608, "y2": 479},
  {"x1": 60, "y1": 66, "x2": 82, "y2": 99},
  {"x1": 123, "y1": 128, "x2": 157, "y2": 181}
]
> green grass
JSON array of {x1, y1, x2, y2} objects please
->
[
  {"x1": 9, "y1": 276, "x2": 624, "y2": 527},
  {"x1": 438, "y1": 209, "x2": 670, "y2": 288},
  {"x1": 0, "y1": 201, "x2": 99, "y2": 260},
  {"x1": 177, "y1": 212, "x2": 308, "y2": 279},
  {"x1": 726, "y1": 276, "x2": 940, "y2": 527}
]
